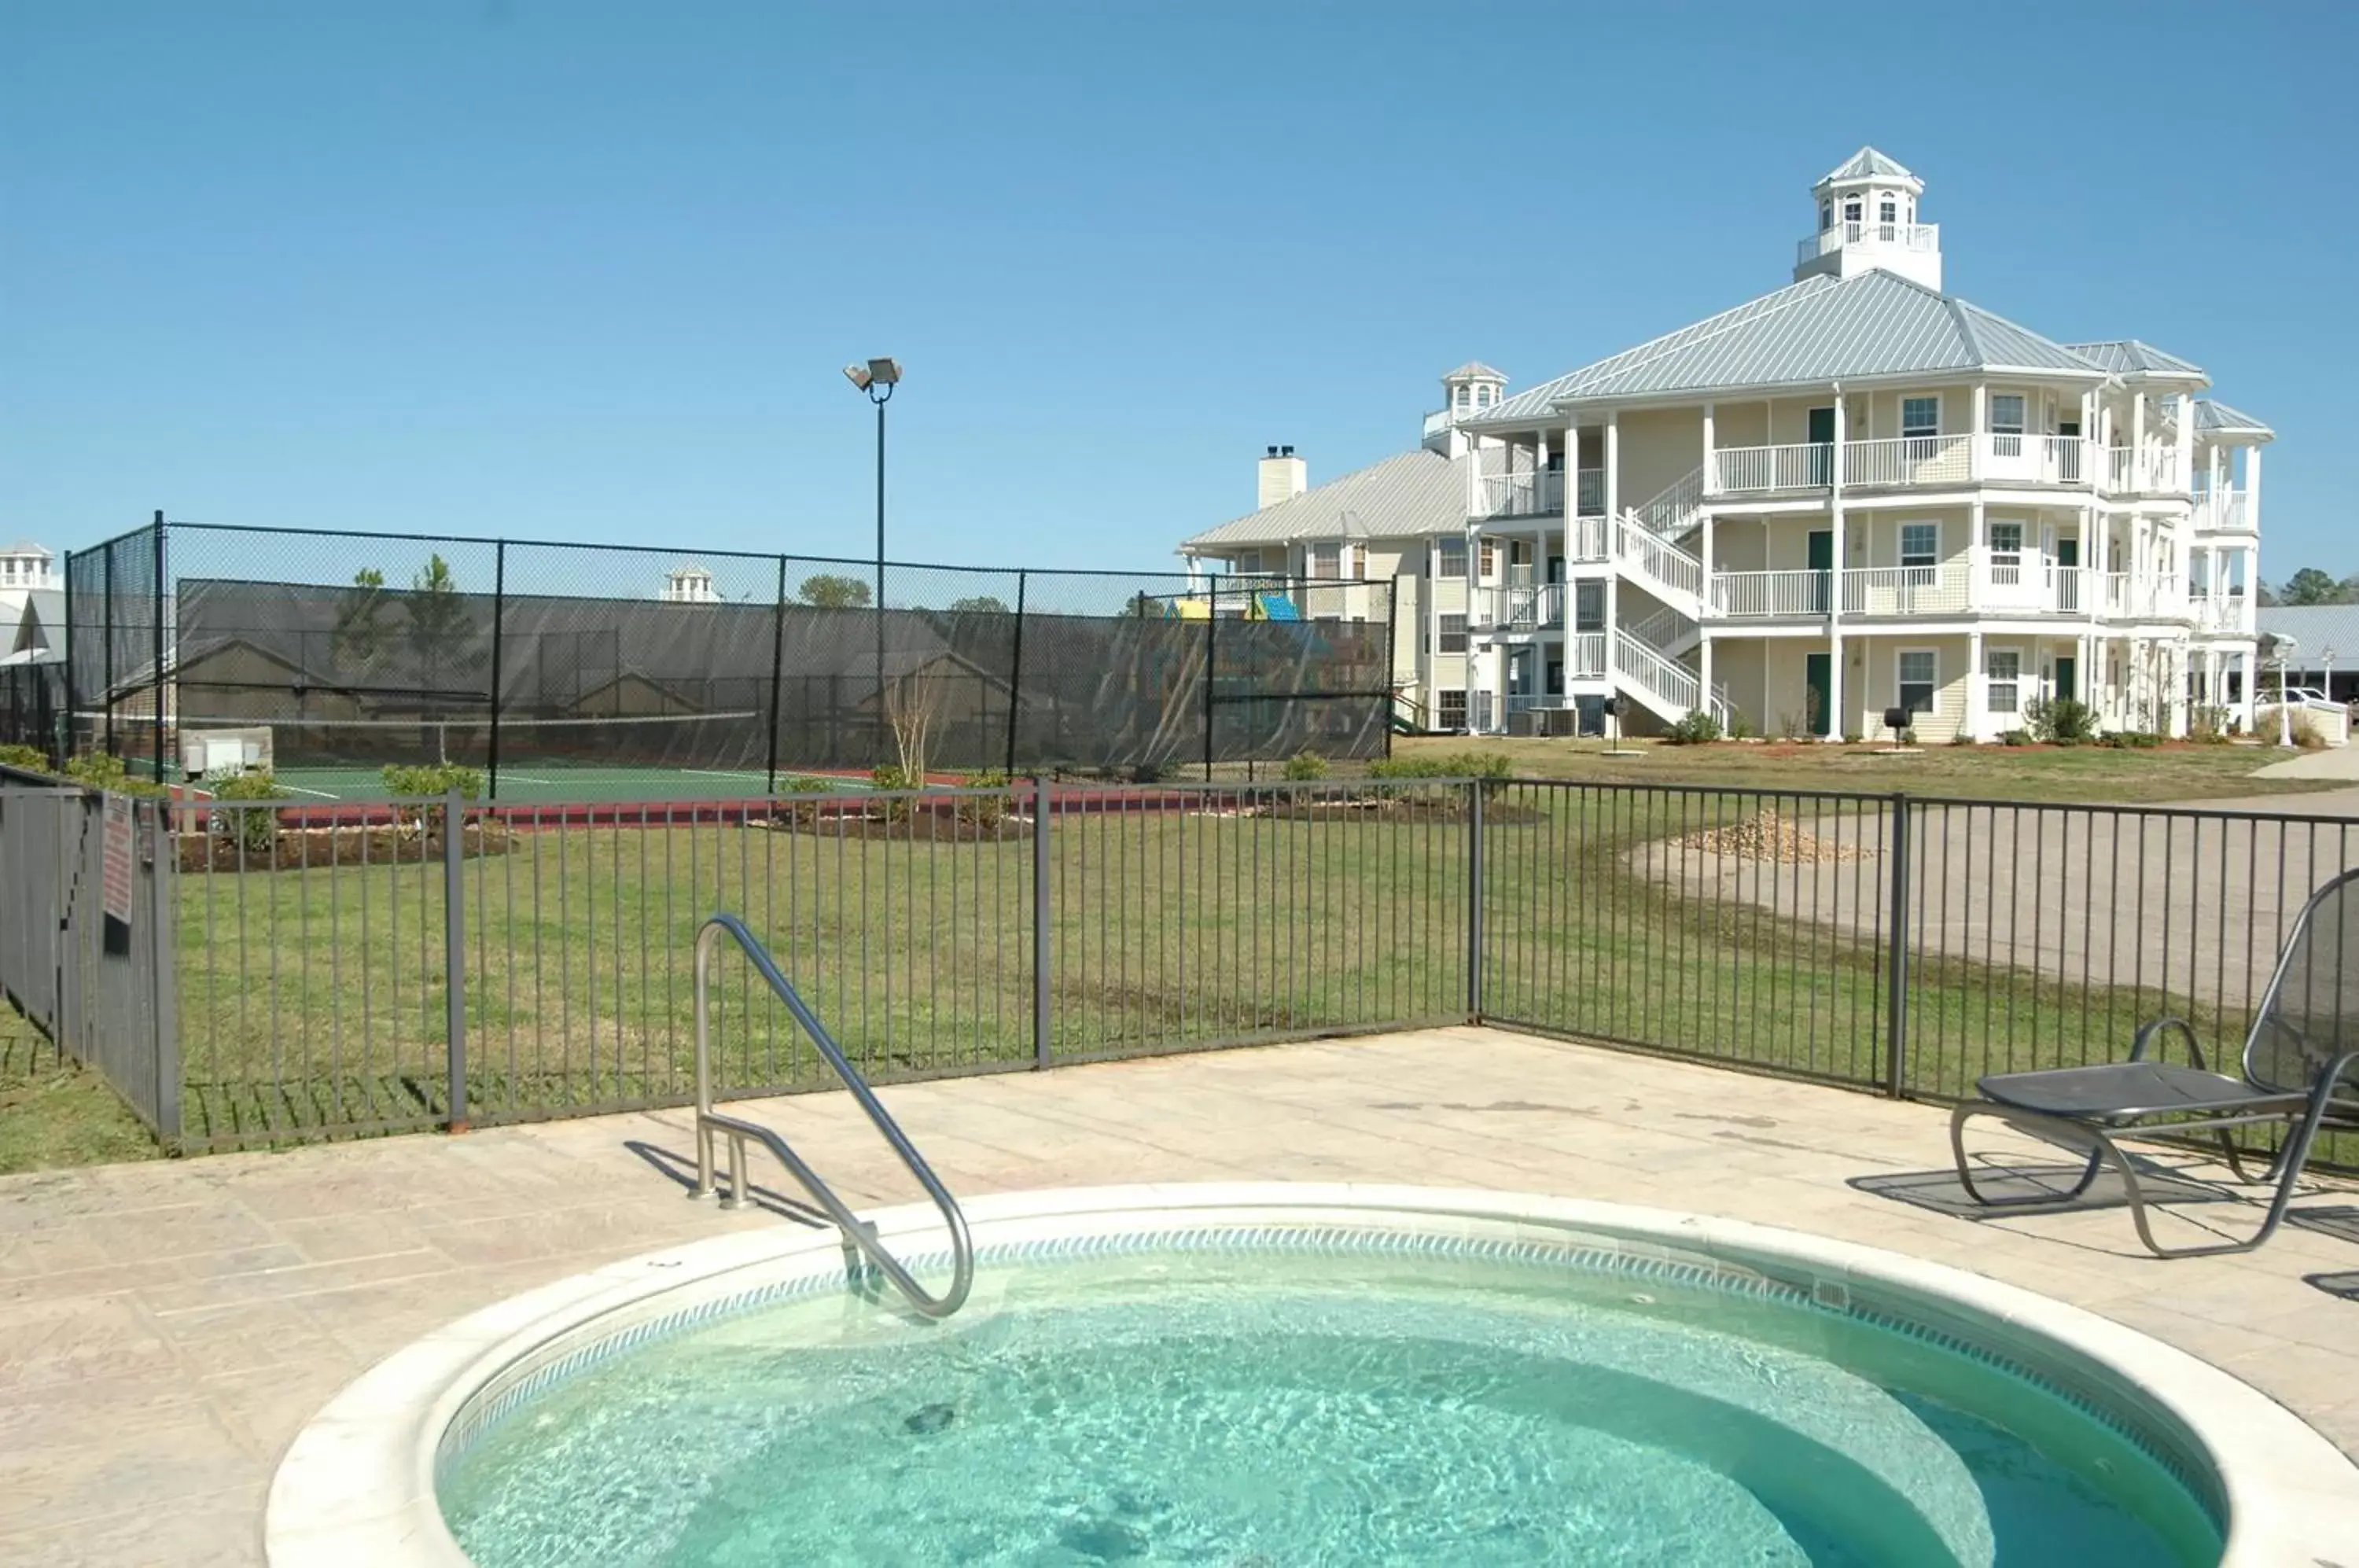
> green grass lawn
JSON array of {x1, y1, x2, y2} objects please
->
[
  {"x1": 161, "y1": 778, "x2": 2306, "y2": 1161},
  {"x1": 0, "y1": 1006, "x2": 160, "y2": 1172}
]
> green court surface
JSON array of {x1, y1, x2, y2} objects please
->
[{"x1": 190, "y1": 764, "x2": 871, "y2": 806}]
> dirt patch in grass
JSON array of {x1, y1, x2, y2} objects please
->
[{"x1": 1669, "y1": 812, "x2": 1868, "y2": 864}]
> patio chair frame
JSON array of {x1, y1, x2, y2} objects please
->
[{"x1": 1949, "y1": 868, "x2": 2359, "y2": 1258}]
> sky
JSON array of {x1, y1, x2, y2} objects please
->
[{"x1": 6, "y1": 2, "x2": 2356, "y2": 582}]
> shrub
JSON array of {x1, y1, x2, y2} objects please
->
[
  {"x1": 61, "y1": 752, "x2": 167, "y2": 797},
  {"x1": 1898, "y1": 727, "x2": 1918, "y2": 746},
  {"x1": 209, "y1": 768, "x2": 289, "y2": 854},
  {"x1": 1131, "y1": 757, "x2": 1172, "y2": 785},
  {"x1": 382, "y1": 761, "x2": 483, "y2": 830},
  {"x1": 2000, "y1": 729, "x2": 2031, "y2": 747},
  {"x1": 2291, "y1": 713, "x2": 2326, "y2": 750},
  {"x1": 869, "y1": 761, "x2": 917, "y2": 822},
  {"x1": 1775, "y1": 711, "x2": 1808, "y2": 742},
  {"x1": 2024, "y1": 696, "x2": 2096, "y2": 745},
  {"x1": 1724, "y1": 710, "x2": 1756, "y2": 741},
  {"x1": 2097, "y1": 730, "x2": 2164, "y2": 750},
  {"x1": 1949, "y1": 731, "x2": 1977, "y2": 746},
  {"x1": 1662, "y1": 712, "x2": 1722, "y2": 746},
  {"x1": 1842, "y1": 730, "x2": 1864, "y2": 745},
  {"x1": 1280, "y1": 749, "x2": 1330, "y2": 782},
  {"x1": 958, "y1": 769, "x2": 1010, "y2": 828},
  {"x1": 2188, "y1": 705, "x2": 2233, "y2": 744},
  {"x1": 0, "y1": 743, "x2": 50, "y2": 773}
]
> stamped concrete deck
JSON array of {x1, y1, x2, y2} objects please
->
[{"x1": 2, "y1": 1026, "x2": 2354, "y2": 1567}]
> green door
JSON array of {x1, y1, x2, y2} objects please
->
[
  {"x1": 1808, "y1": 528, "x2": 1834, "y2": 614},
  {"x1": 2055, "y1": 656, "x2": 2077, "y2": 704},
  {"x1": 1805, "y1": 653, "x2": 1833, "y2": 738},
  {"x1": 1807, "y1": 406, "x2": 1837, "y2": 485}
]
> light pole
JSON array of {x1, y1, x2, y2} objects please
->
[
  {"x1": 844, "y1": 357, "x2": 903, "y2": 760},
  {"x1": 2325, "y1": 645, "x2": 2339, "y2": 706},
  {"x1": 2273, "y1": 637, "x2": 2297, "y2": 748}
]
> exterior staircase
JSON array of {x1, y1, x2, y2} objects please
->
[{"x1": 1600, "y1": 467, "x2": 1722, "y2": 727}]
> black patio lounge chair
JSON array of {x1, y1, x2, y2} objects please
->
[{"x1": 1950, "y1": 867, "x2": 2359, "y2": 1257}]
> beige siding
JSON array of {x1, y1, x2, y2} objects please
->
[
  {"x1": 1710, "y1": 518, "x2": 1769, "y2": 573},
  {"x1": 1616, "y1": 408, "x2": 1706, "y2": 510},
  {"x1": 1846, "y1": 634, "x2": 1969, "y2": 743},
  {"x1": 1708, "y1": 639, "x2": 1768, "y2": 734}
]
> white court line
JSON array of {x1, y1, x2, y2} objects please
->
[
  {"x1": 493, "y1": 774, "x2": 555, "y2": 785},
  {"x1": 281, "y1": 784, "x2": 343, "y2": 801},
  {"x1": 679, "y1": 769, "x2": 771, "y2": 781}
]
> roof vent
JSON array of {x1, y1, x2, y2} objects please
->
[
  {"x1": 1266, "y1": 445, "x2": 1279, "y2": 457},
  {"x1": 1281, "y1": 445, "x2": 1294, "y2": 457}
]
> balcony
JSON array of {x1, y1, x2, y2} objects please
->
[
  {"x1": 2101, "y1": 446, "x2": 2181, "y2": 495},
  {"x1": 1843, "y1": 434, "x2": 1974, "y2": 488},
  {"x1": 1705, "y1": 558, "x2": 2184, "y2": 620},
  {"x1": 1566, "y1": 631, "x2": 1607, "y2": 679},
  {"x1": 1470, "y1": 467, "x2": 1604, "y2": 521},
  {"x1": 1713, "y1": 443, "x2": 1830, "y2": 493},
  {"x1": 2193, "y1": 488, "x2": 2253, "y2": 532},
  {"x1": 1470, "y1": 582, "x2": 1563, "y2": 633},
  {"x1": 2191, "y1": 593, "x2": 2251, "y2": 634},
  {"x1": 1795, "y1": 221, "x2": 1940, "y2": 267},
  {"x1": 1702, "y1": 436, "x2": 2192, "y2": 498}
]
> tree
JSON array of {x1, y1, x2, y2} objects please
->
[
  {"x1": 332, "y1": 567, "x2": 392, "y2": 672},
  {"x1": 800, "y1": 573, "x2": 871, "y2": 609},
  {"x1": 947, "y1": 594, "x2": 1011, "y2": 616},
  {"x1": 2275, "y1": 567, "x2": 2345, "y2": 607},
  {"x1": 405, "y1": 554, "x2": 476, "y2": 684}
]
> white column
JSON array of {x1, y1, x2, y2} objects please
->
[
  {"x1": 1559, "y1": 427, "x2": 1577, "y2": 699},
  {"x1": 1968, "y1": 497, "x2": 1985, "y2": 608},
  {"x1": 1603, "y1": 412, "x2": 1621, "y2": 520},
  {"x1": 1701, "y1": 402, "x2": 1716, "y2": 495},
  {"x1": 1602, "y1": 411, "x2": 1621, "y2": 706},
  {"x1": 1827, "y1": 388, "x2": 1846, "y2": 738},
  {"x1": 1967, "y1": 629, "x2": 1985, "y2": 740},
  {"x1": 2240, "y1": 648, "x2": 2257, "y2": 731},
  {"x1": 1702, "y1": 510, "x2": 1717, "y2": 613},
  {"x1": 1971, "y1": 383, "x2": 1988, "y2": 480},
  {"x1": 1699, "y1": 634, "x2": 1715, "y2": 721},
  {"x1": 2131, "y1": 391, "x2": 2147, "y2": 489},
  {"x1": 2246, "y1": 444, "x2": 2264, "y2": 532},
  {"x1": 2175, "y1": 395, "x2": 2194, "y2": 492}
]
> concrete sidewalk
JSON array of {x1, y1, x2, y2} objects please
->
[{"x1": 2, "y1": 1028, "x2": 2353, "y2": 1566}]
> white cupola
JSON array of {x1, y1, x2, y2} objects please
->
[{"x1": 1794, "y1": 147, "x2": 1941, "y2": 292}]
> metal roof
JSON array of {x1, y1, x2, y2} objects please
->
[
  {"x1": 2193, "y1": 398, "x2": 2275, "y2": 440},
  {"x1": 1817, "y1": 147, "x2": 1918, "y2": 186},
  {"x1": 2, "y1": 540, "x2": 52, "y2": 557},
  {"x1": 2060, "y1": 339, "x2": 2206, "y2": 377},
  {"x1": 1441, "y1": 361, "x2": 1507, "y2": 382},
  {"x1": 2257, "y1": 604, "x2": 2359, "y2": 659},
  {"x1": 1183, "y1": 449, "x2": 1465, "y2": 550},
  {"x1": 1464, "y1": 270, "x2": 2100, "y2": 423}
]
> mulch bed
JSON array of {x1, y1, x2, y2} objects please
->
[
  {"x1": 768, "y1": 810, "x2": 1034, "y2": 842},
  {"x1": 175, "y1": 821, "x2": 516, "y2": 872}
]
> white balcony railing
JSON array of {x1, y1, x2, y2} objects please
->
[
  {"x1": 2194, "y1": 488, "x2": 2251, "y2": 532},
  {"x1": 1570, "y1": 516, "x2": 1610, "y2": 561},
  {"x1": 1842, "y1": 562, "x2": 1974, "y2": 616},
  {"x1": 2099, "y1": 446, "x2": 2184, "y2": 495},
  {"x1": 1614, "y1": 515, "x2": 1705, "y2": 598},
  {"x1": 1566, "y1": 631, "x2": 1608, "y2": 679},
  {"x1": 1842, "y1": 434, "x2": 1973, "y2": 488},
  {"x1": 1980, "y1": 434, "x2": 2094, "y2": 487},
  {"x1": 2191, "y1": 594, "x2": 2250, "y2": 632},
  {"x1": 1474, "y1": 583, "x2": 1562, "y2": 631},
  {"x1": 1473, "y1": 469, "x2": 1565, "y2": 520},
  {"x1": 2101, "y1": 573, "x2": 2189, "y2": 620},
  {"x1": 1615, "y1": 629, "x2": 1702, "y2": 712},
  {"x1": 1713, "y1": 443, "x2": 1830, "y2": 493},
  {"x1": 1795, "y1": 221, "x2": 1941, "y2": 267},
  {"x1": 1710, "y1": 569, "x2": 1833, "y2": 617}
]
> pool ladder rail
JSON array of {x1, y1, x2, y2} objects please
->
[{"x1": 690, "y1": 912, "x2": 975, "y2": 1319}]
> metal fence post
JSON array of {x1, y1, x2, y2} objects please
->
[
  {"x1": 486, "y1": 540, "x2": 506, "y2": 800},
  {"x1": 1004, "y1": 570, "x2": 1027, "y2": 777},
  {"x1": 59, "y1": 550, "x2": 75, "y2": 764},
  {"x1": 443, "y1": 787, "x2": 469, "y2": 1130},
  {"x1": 101, "y1": 548, "x2": 115, "y2": 757},
  {"x1": 1467, "y1": 778, "x2": 1485, "y2": 1020},
  {"x1": 1884, "y1": 791, "x2": 1910, "y2": 1098},
  {"x1": 1032, "y1": 774, "x2": 1053, "y2": 1069},
  {"x1": 1202, "y1": 578, "x2": 1219, "y2": 780},
  {"x1": 764, "y1": 554, "x2": 787, "y2": 793},
  {"x1": 150, "y1": 513, "x2": 167, "y2": 784},
  {"x1": 146, "y1": 798, "x2": 182, "y2": 1146}
]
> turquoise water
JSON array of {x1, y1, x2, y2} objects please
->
[{"x1": 440, "y1": 1240, "x2": 2222, "y2": 1568}]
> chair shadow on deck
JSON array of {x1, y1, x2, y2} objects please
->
[
  {"x1": 1848, "y1": 1157, "x2": 2232, "y2": 1221},
  {"x1": 624, "y1": 1136, "x2": 833, "y2": 1230}
]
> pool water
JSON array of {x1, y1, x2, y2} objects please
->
[{"x1": 440, "y1": 1240, "x2": 2221, "y2": 1568}]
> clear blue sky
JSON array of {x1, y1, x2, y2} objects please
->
[{"x1": 6, "y1": 2, "x2": 2353, "y2": 581}]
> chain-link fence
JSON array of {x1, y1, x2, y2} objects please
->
[{"x1": 62, "y1": 520, "x2": 1397, "y2": 798}]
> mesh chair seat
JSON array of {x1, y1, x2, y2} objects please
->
[{"x1": 1977, "y1": 1062, "x2": 2297, "y2": 1121}]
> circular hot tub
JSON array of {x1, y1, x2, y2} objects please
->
[{"x1": 265, "y1": 1185, "x2": 2359, "y2": 1566}]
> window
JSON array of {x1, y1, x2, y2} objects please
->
[
  {"x1": 1901, "y1": 396, "x2": 1939, "y2": 443},
  {"x1": 1234, "y1": 549, "x2": 1261, "y2": 575},
  {"x1": 1878, "y1": 195, "x2": 1897, "y2": 237},
  {"x1": 1989, "y1": 392, "x2": 2026, "y2": 457},
  {"x1": 1843, "y1": 194, "x2": 1862, "y2": 226},
  {"x1": 1349, "y1": 544, "x2": 1366, "y2": 581},
  {"x1": 1820, "y1": 200, "x2": 1832, "y2": 231},
  {"x1": 1475, "y1": 386, "x2": 1493, "y2": 408},
  {"x1": 1988, "y1": 521, "x2": 2023, "y2": 570},
  {"x1": 1899, "y1": 522, "x2": 1939, "y2": 569},
  {"x1": 1986, "y1": 649, "x2": 2021, "y2": 714},
  {"x1": 1437, "y1": 537, "x2": 1467, "y2": 578},
  {"x1": 1439, "y1": 614, "x2": 1468, "y2": 653},
  {"x1": 1437, "y1": 690, "x2": 1467, "y2": 730},
  {"x1": 1454, "y1": 385, "x2": 1470, "y2": 411},
  {"x1": 1478, "y1": 539, "x2": 1496, "y2": 579},
  {"x1": 1898, "y1": 650, "x2": 1937, "y2": 717},
  {"x1": 1311, "y1": 542, "x2": 1339, "y2": 578}
]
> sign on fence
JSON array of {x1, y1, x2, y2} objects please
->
[{"x1": 102, "y1": 793, "x2": 134, "y2": 926}]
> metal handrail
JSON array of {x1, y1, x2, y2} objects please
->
[{"x1": 691, "y1": 912, "x2": 973, "y2": 1318}]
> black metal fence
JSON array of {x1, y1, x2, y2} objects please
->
[
  {"x1": 60, "y1": 517, "x2": 1398, "y2": 792},
  {"x1": 9, "y1": 772, "x2": 2354, "y2": 1169}
]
